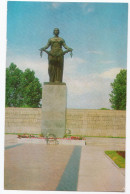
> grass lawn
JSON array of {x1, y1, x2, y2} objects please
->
[{"x1": 105, "y1": 151, "x2": 125, "y2": 168}]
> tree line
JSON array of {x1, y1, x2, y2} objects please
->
[{"x1": 6, "y1": 63, "x2": 127, "y2": 110}]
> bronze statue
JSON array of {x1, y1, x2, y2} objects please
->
[{"x1": 39, "y1": 28, "x2": 73, "y2": 83}]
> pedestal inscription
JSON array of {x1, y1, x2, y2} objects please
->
[{"x1": 41, "y1": 83, "x2": 67, "y2": 138}]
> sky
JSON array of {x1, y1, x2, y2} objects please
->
[{"x1": 6, "y1": 1, "x2": 128, "y2": 109}]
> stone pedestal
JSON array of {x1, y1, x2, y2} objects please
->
[{"x1": 41, "y1": 83, "x2": 67, "y2": 138}]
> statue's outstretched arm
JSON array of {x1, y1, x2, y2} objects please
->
[
  {"x1": 40, "y1": 39, "x2": 51, "y2": 51},
  {"x1": 39, "y1": 39, "x2": 51, "y2": 57},
  {"x1": 62, "y1": 40, "x2": 73, "y2": 52},
  {"x1": 62, "y1": 40, "x2": 73, "y2": 57}
]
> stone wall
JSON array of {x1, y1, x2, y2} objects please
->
[
  {"x1": 66, "y1": 109, "x2": 126, "y2": 137},
  {"x1": 5, "y1": 108, "x2": 126, "y2": 137},
  {"x1": 5, "y1": 108, "x2": 42, "y2": 134}
]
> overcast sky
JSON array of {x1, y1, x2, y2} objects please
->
[{"x1": 6, "y1": 2, "x2": 128, "y2": 109}]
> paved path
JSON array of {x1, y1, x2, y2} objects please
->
[
  {"x1": 5, "y1": 144, "x2": 75, "y2": 190},
  {"x1": 4, "y1": 135, "x2": 125, "y2": 191},
  {"x1": 4, "y1": 134, "x2": 18, "y2": 147},
  {"x1": 78, "y1": 145, "x2": 125, "y2": 192}
]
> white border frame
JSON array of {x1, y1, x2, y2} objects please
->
[{"x1": 0, "y1": 1, "x2": 129, "y2": 194}]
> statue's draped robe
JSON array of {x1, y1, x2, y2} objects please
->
[
  {"x1": 43, "y1": 37, "x2": 70, "y2": 82},
  {"x1": 48, "y1": 38, "x2": 64, "y2": 82}
]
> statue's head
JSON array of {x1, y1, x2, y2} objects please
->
[{"x1": 53, "y1": 28, "x2": 60, "y2": 36}]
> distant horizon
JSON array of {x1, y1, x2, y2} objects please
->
[{"x1": 6, "y1": 2, "x2": 128, "y2": 109}]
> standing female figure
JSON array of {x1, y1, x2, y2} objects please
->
[{"x1": 40, "y1": 28, "x2": 73, "y2": 83}]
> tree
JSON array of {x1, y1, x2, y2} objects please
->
[
  {"x1": 21, "y1": 69, "x2": 42, "y2": 107},
  {"x1": 6, "y1": 63, "x2": 42, "y2": 107},
  {"x1": 6, "y1": 63, "x2": 23, "y2": 107},
  {"x1": 109, "y1": 69, "x2": 127, "y2": 110}
]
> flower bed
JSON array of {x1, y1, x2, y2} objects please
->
[{"x1": 17, "y1": 134, "x2": 86, "y2": 145}]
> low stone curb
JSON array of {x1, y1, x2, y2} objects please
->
[{"x1": 17, "y1": 138, "x2": 86, "y2": 146}]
